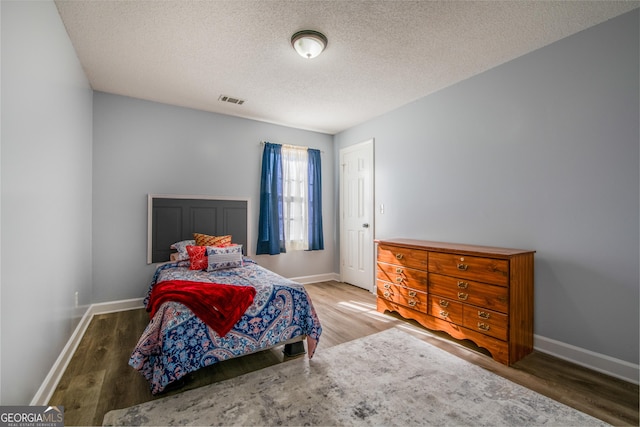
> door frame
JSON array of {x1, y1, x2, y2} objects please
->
[{"x1": 339, "y1": 138, "x2": 375, "y2": 292}]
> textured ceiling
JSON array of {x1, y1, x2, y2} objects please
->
[{"x1": 55, "y1": 1, "x2": 638, "y2": 134}]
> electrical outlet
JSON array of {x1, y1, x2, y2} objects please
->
[{"x1": 75, "y1": 291, "x2": 79, "y2": 308}]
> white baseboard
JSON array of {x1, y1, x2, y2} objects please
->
[
  {"x1": 31, "y1": 298, "x2": 144, "y2": 406},
  {"x1": 30, "y1": 278, "x2": 335, "y2": 405},
  {"x1": 290, "y1": 272, "x2": 341, "y2": 284},
  {"x1": 33, "y1": 294, "x2": 638, "y2": 406},
  {"x1": 534, "y1": 334, "x2": 639, "y2": 385},
  {"x1": 88, "y1": 297, "x2": 145, "y2": 315}
]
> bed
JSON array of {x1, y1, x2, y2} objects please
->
[{"x1": 130, "y1": 195, "x2": 323, "y2": 394}]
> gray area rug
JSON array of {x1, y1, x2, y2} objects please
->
[{"x1": 103, "y1": 328, "x2": 607, "y2": 426}]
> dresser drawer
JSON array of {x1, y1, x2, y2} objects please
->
[
  {"x1": 429, "y1": 273, "x2": 508, "y2": 313},
  {"x1": 462, "y1": 305, "x2": 508, "y2": 341},
  {"x1": 377, "y1": 263, "x2": 427, "y2": 292},
  {"x1": 428, "y1": 295, "x2": 463, "y2": 324},
  {"x1": 377, "y1": 280, "x2": 427, "y2": 312},
  {"x1": 378, "y1": 245, "x2": 428, "y2": 271},
  {"x1": 428, "y1": 252, "x2": 509, "y2": 286}
]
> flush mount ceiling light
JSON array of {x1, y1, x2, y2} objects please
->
[{"x1": 291, "y1": 30, "x2": 327, "y2": 59}]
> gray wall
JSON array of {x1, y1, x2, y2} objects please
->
[
  {"x1": 1, "y1": 0, "x2": 637, "y2": 405},
  {"x1": 335, "y1": 10, "x2": 639, "y2": 365},
  {"x1": 92, "y1": 93, "x2": 334, "y2": 303},
  {"x1": 1, "y1": 0, "x2": 93, "y2": 404}
]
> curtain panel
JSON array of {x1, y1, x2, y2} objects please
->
[
  {"x1": 256, "y1": 142, "x2": 324, "y2": 255},
  {"x1": 256, "y1": 142, "x2": 286, "y2": 255},
  {"x1": 307, "y1": 148, "x2": 324, "y2": 250}
]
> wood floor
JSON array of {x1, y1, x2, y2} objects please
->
[{"x1": 49, "y1": 281, "x2": 638, "y2": 426}]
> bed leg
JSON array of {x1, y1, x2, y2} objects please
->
[{"x1": 283, "y1": 341, "x2": 306, "y2": 357}]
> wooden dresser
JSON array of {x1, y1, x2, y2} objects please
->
[{"x1": 376, "y1": 238, "x2": 535, "y2": 365}]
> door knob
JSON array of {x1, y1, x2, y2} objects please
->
[{"x1": 362, "y1": 223, "x2": 369, "y2": 228}]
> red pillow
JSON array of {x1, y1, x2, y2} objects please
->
[{"x1": 186, "y1": 245, "x2": 208, "y2": 270}]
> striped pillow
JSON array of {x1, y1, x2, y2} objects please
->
[{"x1": 193, "y1": 233, "x2": 232, "y2": 247}]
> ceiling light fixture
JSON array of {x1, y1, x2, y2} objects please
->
[{"x1": 291, "y1": 30, "x2": 327, "y2": 59}]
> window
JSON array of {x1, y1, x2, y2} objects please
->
[
  {"x1": 282, "y1": 145, "x2": 309, "y2": 251},
  {"x1": 256, "y1": 142, "x2": 323, "y2": 255}
]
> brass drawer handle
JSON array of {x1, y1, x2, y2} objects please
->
[
  {"x1": 457, "y1": 292, "x2": 468, "y2": 301},
  {"x1": 439, "y1": 300, "x2": 449, "y2": 308},
  {"x1": 457, "y1": 281, "x2": 468, "y2": 289},
  {"x1": 396, "y1": 253, "x2": 404, "y2": 260},
  {"x1": 396, "y1": 276, "x2": 404, "y2": 283},
  {"x1": 477, "y1": 322, "x2": 490, "y2": 331},
  {"x1": 478, "y1": 311, "x2": 491, "y2": 319},
  {"x1": 395, "y1": 267, "x2": 403, "y2": 274},
  {"x1": 457, "y1": 263, "x2": 468, "y2": 271},
  {"x1": 408, "y1": 299, "x2": 417, "y2": 307},
  {"x1": 408, "y1": 290, "x2": 417, "y2": 297},
  {"x1": 383, "y1": 291, "x2": 391, "y2": 298},
  {"x1": 383, "y1": 283, "x2": 391, "y2": 289},
  {"x1": 439, "y1": 310, "x2": 449, "y2": 318}
]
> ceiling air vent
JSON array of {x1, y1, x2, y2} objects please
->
[{"x1": 218, "y1": 95, "x2": 245, "y2": 105}]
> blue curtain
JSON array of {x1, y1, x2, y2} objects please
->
[
  {"x1": 256, "y1": 142, "x2": 286, "y2": 255},
  {"x1": 307, "y1": 148, "x2": 324, "y2": 250}
]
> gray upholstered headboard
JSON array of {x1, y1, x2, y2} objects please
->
[{"x1": 147, "y1": 195, "x2": 250, "y2": 264}]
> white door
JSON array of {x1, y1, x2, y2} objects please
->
[{"x1": 340, "y1": 139, "x2": 374, "y2": 291}]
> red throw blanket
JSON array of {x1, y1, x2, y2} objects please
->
[{"x1": 147, "y1": 280, "x2": 256, "y2": 337}]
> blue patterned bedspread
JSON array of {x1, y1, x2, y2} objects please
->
[{"x1": 129, "y1": 258, "x2": 323, "y2": 394}]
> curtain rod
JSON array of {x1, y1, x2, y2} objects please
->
[{"x1": 260, "y1": 140, "x2": 324, "y2": 153}]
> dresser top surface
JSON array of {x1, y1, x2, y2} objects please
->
[{"x1": 376, "y1": 238, "x2": 535, "y2": 258}]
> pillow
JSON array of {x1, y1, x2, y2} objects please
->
[
  {"x1": 207, "y1": 245, "x2": 243, "y2": 271},
  {"x1": 186, "y1": 245, "x2": 208, "y2": 270},
  {"x1": 193, "y1": 233, "x2": 232, "y2": 247},
  {"x1": 170, "y1": 239, "x2": 195, "y2": 261}
]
